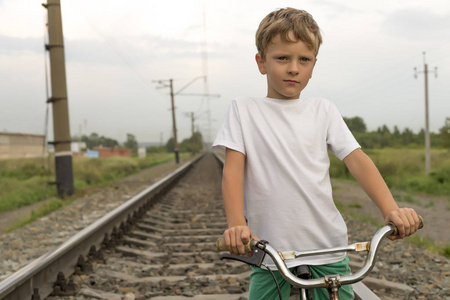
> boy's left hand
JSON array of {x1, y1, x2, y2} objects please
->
[{"x1": 384, "y1": 208, "x2": 420, "y2": 240}]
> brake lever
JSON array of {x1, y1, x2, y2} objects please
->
[{"x1": 219, "y1": 241, "x2": 268, "y2": 267}]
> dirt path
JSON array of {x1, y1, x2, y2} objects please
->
[{"x1": 332, "y1": 178, "x2": 450, "y2": 246}]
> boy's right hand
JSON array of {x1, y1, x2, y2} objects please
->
[{"x1": 223, "y1": 225, "x2": 258, "y2": 255}]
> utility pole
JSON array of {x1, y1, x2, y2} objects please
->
[
  {"x1": 169, "y1": 79, "x2": 179, "y2": 164},
  {"x1": 154, "y1": 76, "x2": 218, "y2": 163},
  {"x1": 191, "y1": 112, "x2": 195, "y2": 156},
  {"x1": 43, "y1": 0, "x2": 74, "y2": 196},
  {"x1": 414, "y1": 52, "x2": 437, "y2": 175},
  {"x1": 154, "y1": 79, "x2": 180, "y2": 163},
  {"x1": 184, "y1": 112, "x2": 196, "y2": 156}
]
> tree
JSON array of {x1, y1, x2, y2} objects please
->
[
  {"x1": 401, "y1": 128, "x2": 414, "y2": 145},
  {"x1": 440, "y1": 117, "x2": 450, "y2": 149},
  {"x1": 124, "y1": 133, "x2": 138, "y2": 155},
  {"x1": 180, "y1": 131, "x2": 204, "y2": 154},
  {"x1": 393, "y1": 126, "x2": 401, "y2": 137},
  {"x1": 390, "y1": 126, "x2": 402, "y2": 147},
  {"x1": 82, "y1": 132, "x2": 100, "y2": 149},
  {"x1": 166, "y1": 137, "x2": 175, "y2": 153},
  {"x1": 338, "y1": 117, "x2": 447, "y2": 149},
  {"x1": 343, "y1": 116, "x2": 367, "y2": 134},
  {"x1": 80, "y1": 132, "x2": 119, "y2": 149},
  {"x1": 357, "y1": 132, "x2": 382, "y2": 149},
  {"x1": 99, "y1": 136, "x2": 119, "y2": 148},
  {"x1": 377, "y1": 125, "x2": 391, "y2": 135},
  {"x1": 166, "y1": 131, "x2": 204, "y2": 154}
]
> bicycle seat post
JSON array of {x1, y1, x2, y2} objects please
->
[{"x1": 324, "y1": 274, "x2": 341, "y2": 300}]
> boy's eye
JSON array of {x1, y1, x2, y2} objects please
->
[
  {"x1": 300, "y1": 57, "x2": 310, "y2": 62},
  {"x1": 277, "y1": 56, "x2": 287, "y2": 61}
]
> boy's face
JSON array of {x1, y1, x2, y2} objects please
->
[{"x1": 256, "y1": 32, "x2": 316, "y2": 100}]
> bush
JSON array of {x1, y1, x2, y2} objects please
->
[
  {"x1": 402, "y1": 162, "x2": 450, "y2": 195},
  {"x1": 330, "y1": 148, "x2": 450, "y2": 195}
]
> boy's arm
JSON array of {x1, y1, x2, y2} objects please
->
[
  {"x1": 222, "y1": 148, "x2": 256, "y2": 254},
  {"x1": 343, "y1": 148, "x2": 420, "y2": 239}
]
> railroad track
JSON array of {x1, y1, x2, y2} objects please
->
[
  {"x1": 0, "y1": 153, "x2": 251, "y2": 300},
  {"x1": 0, "y1": 152, "x2": 385, "y2": 300}
]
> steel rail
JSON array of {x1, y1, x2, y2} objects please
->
[{"x1": 0, "y1": 154, "x2": 204, "y2": 300}]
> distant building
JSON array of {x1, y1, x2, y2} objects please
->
[
  {"x1": 72, "y1": 141, "x2": 88, "y2": 157},
  {"x1": 71, "y1": 141, "x2": 87, "y2": 153},
  {"x1": 87, "y1": 149, "x2": 99, "y2": 158},
  {"x1": 0, "y1": 132, "x2": 46, "y2": 159},
  {"x1": 92, "y1": 147, "x2": 131, "y2": 158},
  {"x1": 138, "y1": 147, "x2": 146, "y2": 158}
]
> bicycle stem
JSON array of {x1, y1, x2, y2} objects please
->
[{"x1": 279, "y1": 241, "x2": 370, "y2": 260}]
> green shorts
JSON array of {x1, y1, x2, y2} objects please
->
[{"x1": 248, "y1": 256, "x2": 354, "y2": 300}]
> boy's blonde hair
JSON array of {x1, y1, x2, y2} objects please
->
[{"x1": 256, "y1": 8, "x2": 322, "y2": 59}]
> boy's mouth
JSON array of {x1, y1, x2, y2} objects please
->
[{"x1": 284, "y1": 80, "x2": 299, "y2": 84}]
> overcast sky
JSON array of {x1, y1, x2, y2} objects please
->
[{"x1": 1, "y1": 0, "x2": 449, "y2": 144}]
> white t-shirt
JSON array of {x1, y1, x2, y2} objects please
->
[{"x1": 213, "y1": 96, "x2": 360, "y2": 268}]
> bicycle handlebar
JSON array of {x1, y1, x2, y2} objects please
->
[{"x1": 216, "y1": 216, "x2": 424, "y2": 289}]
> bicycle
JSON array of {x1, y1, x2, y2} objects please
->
[{"x1": 216, "y1": 216, "x2": 424, "y2": 300}]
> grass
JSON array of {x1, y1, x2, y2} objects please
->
[
  {"x1": 1, "y1": 152, "x2": 191, "y2": 232},
  {"x1": 3, "y1": 148, "x2": 449, "y2": 257},
  {"x1": 330, "y1": 148, "x2": 450, "y2": 258},
  {"x1": 72, "y1": 153, "x2": 177, "y2": 188},
  {"x1": 8, "y1": 199, "x2": 68, "y2": 231},
  {"x1": 332, "y1": 148, "x2": 450, "y2": 257},
  {"x1": 0, "y1": 152, "x2": 184, "y2": 215},
  {"x1": 0, "y1": 157, "x2": 57, "y2": 212},
  {"x1": 330, "y1": 148, "x2": 450, "y2": 197}
]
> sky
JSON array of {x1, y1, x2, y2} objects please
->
[{"x1": 0, "y1": 0, "x2": 449, "y2": 144}]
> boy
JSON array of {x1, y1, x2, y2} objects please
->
[{"x1": 212, "y1": 8, "x2": 420, "y2": 299}]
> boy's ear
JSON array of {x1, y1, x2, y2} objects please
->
[{"x1": 255, "y1": 53, "x2": 267, "y2": 75}]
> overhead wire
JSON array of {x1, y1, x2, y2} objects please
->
[
  {"x1": 68, "y1": 2, "x2": 214, "y2": 143},
  {"x1": 335, "y1": 34, "x2": 449, "y2": 107},
  {"x1": 69, "y1": 2, "x2": 166, "y2": 105}
]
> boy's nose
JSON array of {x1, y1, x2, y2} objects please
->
[{"x1": 287, "y1": 62, "x2": 299, "y2": 75}]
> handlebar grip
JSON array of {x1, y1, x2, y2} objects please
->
[
  {"x1": 216, "y1": 237, "x2": 253, "y2": 253},
  {"x1": 389, "y1": 215, "x2": 424, "y2": 236}
]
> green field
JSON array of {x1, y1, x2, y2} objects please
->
[
  {"x1": 330, "y1": 148, "x2": 450, "y2": 257},
  {"x1": 330, "y1": 148, "x2": 450, "y2": 196},
  {"x1": 0, "y1": 153, "x2": 178, "y2": 214},
  {"x1": 2, "y1": 149, "x2": 449, "y2": 214},
  {"x1": 1, "y1": 149, "x2": 449, "y2": 255}
]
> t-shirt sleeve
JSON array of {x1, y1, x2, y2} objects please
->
[
  {"x1": 326, "y1": 102, "x2": 361, "y2": 161},
  {"x1": 212, "y1": 100, "x2": 246, "y2": 155}
]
